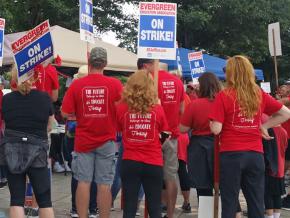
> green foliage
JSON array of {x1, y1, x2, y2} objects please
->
[
  {"x1": 112, "y1": 75, "x2": 128, "y2": 85},
  {"x1": 130, "y1": 0, "x2": 290, "y2": 81},
  {"x1": 172, "y1": 0, "x2": 290, "y2": 81},
  {"x1": 1, "y1": 0, "x2": 290, "y2": 82}
]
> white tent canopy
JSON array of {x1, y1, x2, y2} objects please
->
[{"x1": 3, "y1": 25, "x2": 139, "y2": 72}]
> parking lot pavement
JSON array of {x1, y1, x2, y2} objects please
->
[{"x1": 1, "y1": 173, "x2": 290, "y2": 217}]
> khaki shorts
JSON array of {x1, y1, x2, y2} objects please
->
[
  {"x1": 162, "y1": 138, "x2": 178, "y2": 181},
  {"x1": 71, "y1": 140, "x2": 115, "y2": 185}
]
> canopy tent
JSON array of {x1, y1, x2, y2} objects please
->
[
  {"x1": 161, "y1": 48, "x2": 264, "y2": 81},
  {"x1": 2, "y1": 25, "x2": 140, "y2": 73}
]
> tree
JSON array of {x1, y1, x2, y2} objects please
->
[
  {"x1": 174, "y1": 0, "x2": 290, "y2": 81},
  {"x1": 1, "y1": 0, "x2": 290, "y2": 83},
  {"x1": 0, "y1": 0, "x2": 138, "y2": 44}
]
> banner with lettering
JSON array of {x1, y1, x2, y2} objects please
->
[
  {"x1": 188, "y1": 51, "x2": 205, "y2": 82},
  {"x1": 0, "y1": 18, "x2": 5, "y2": 67},
  {"x1": 80, "y1": 0, "x2": 94, "y2": 43},
  {"x1": 11, "y1": 20, "x2": 53, "y2": 84},
  {"x1": 137, "y1": 2, "x2": 177, "y2": 60}
]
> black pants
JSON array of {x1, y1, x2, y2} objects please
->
[
  {"x1": 7, "y1": 167, "x2": 52, "y2": 208},
  {"x1": 264, "y1": 192, "x2": 281, "y2": 209},
  {"x1": 196, "y1": 188, "x2": 213, "y2": 197},
  {"x1": 178, "y1": 159, "x2": 191, "y2": 191},
  {"x1": 121, "y1": 160, "x2": 163, "y2": 218},
  {"x1": 49, "y1": 133, "x2": 65, "y2": 164},
  {"x1": 220, "y1": 151, "x2": 265, "y2": 218}
]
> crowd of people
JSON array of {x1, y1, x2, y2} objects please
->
[{"x1": 0, "y1": 46, "x2": 290, "y2": 218}]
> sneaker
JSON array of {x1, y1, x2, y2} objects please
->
[
  {"x1": 88, "y1": 212, "x2": 98, "y2": 218},
  {"x1": 282, "y1": 195, "x2": 290, "y2": 210},
  {"x1": 135, "y1": 211, "x2": 141, "y2": 216},
  {"x1": 181, "y1": 203, "x2": 191, "y2": 213},
  {"x1": 70, "y1": 209, "x2": 79, "y2": 218},
  {"x1": 53, "y1": 161, "x2": 65, "y2": 173},
  {"x1": 163, "y1": 215, "x2": 168, "y2": 218},
  {"x1": 25, "y1": 207, "x2": 39, "y2": 217},
  {"x1": 89, "y1": 209, "x2": 99, "y2": 218},
  {"x1": 63, "y1": 161, "x2": 72, "y2": 172}
]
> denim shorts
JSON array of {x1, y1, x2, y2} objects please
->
[
  {"x1": 162, "y1": 138, "x2": 178, "y2": 181},
  {"x1": 71, "y1": 141, "x2": 115, "y2": 185}
]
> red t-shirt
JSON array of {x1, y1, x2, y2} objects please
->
[
  {"x1": 270, "y1": 126, "x2": 288, "y2": 178},
  {"x1": 116, "y1": 103, "x2": 168, "y2": 166},
  {"x1": 61, "y1": 73, "x2": 123, "y2": 152},
  {"x1": 177, "y1": 133, "x2": 189, "y2": 162},
  {"x1": 189, "y1": 92, "x2": 198, "y2": 101},
  {"x1": 282, "y1": 119, "x2": 290, "y2": 139},
  {"x1": 158, "y1": 70, "x2": 184, "y2": 138},
  {"x1": 35, "y1": 64, "x2": 59, "y2": 98},
  {"x1": 184, "y1": 93, "x2": 191, "y2": 109},
  {"x1": 281, "y1": 96, "x2": 290, "y2": 139},
  {"x1": 209, "y1": 90, "x2": 283, "y2": 153},
  {"x1": 181, "y1": 98, "x2": 213, "y2": 135}
]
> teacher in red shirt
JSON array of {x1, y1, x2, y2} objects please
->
[
  {"x1": 116, "y1": 70, "x2": 168, "y2": 218},
  {"x1": 209, "y1": 56, "x2": 290, "y2": 218},
  {"x1": 180, "y1": 72, "x2": 221, "y2": 198}
]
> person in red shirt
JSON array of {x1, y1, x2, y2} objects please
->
[
  {"x1": 61, "y1": 47, "x2": 123, "y2": 218},
  {"x1": 186, "y1": 83, "x2": 198, "y2": 101},
  {"x1": 170, "y1": 70, "x2": 192, "y2": 213},
  {"x1": 209, "y1": 55, "x2": 290, "y2": 218},
  {"x1": 262, "y1": 115, "x2": 288, "y2": 218},
  {"x1": 137, "y1": 58, "x2": 185, "y2": 218},
  {"x1": 176, "y1": 133, "x2": 191, "y2": 212},
  {"x1": 278, "y1": 86, "x2": 290, "y2": 209},
  {"x1": 116, "y1": 70, "x2": 168, "y2": 218},
  {"x1": 34, "y1": 61, "x2": 60, "y2": 102},
  {"x1": 180, "y1": 72, "x2": 221, "y2": 198},
  {"x1": 0, "y1": 77, "x2": 7, "y2": 188}
]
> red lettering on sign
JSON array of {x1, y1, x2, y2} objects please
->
[
  {"x1": 11, "y1": 20, "x2": 49, "y2": 53},
  {"x1": 140, "y1": 2, "x2": 176, "y2": 11}
]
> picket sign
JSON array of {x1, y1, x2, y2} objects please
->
[
  {"x1": 188, "y1": 51, "x2": 206, "y2": 84},
  {"x1": 11, "y1": 20, "x2": 54, "y2": 84}
]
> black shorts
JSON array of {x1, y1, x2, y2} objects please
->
[{"x1": 285, "y1": 140, "x2": 290, "y2": 161}]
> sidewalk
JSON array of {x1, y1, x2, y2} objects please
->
[{"x1": 1, "y1": 173, "x2": 290, "y2": 217}]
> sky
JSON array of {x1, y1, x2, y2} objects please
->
[{"x1": 100, "y1": 3, "x2": 137, "y2": 46}]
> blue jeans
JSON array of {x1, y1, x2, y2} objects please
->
[{"x1": 111, "y1": 144, "x2": 144, "y2": 202}]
